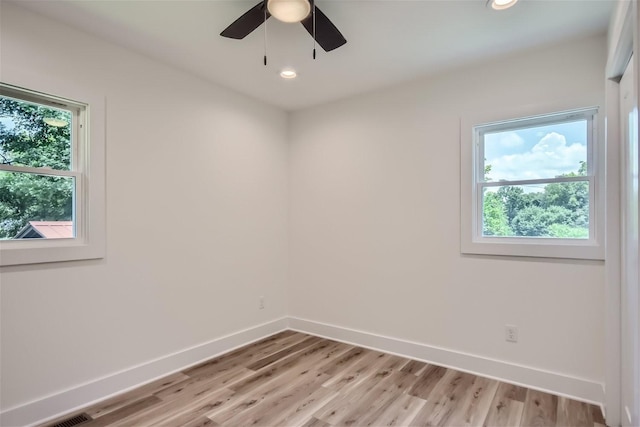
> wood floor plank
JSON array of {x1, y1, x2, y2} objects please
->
[
  {"x1": 210, "y1": 369, "x2": 330, "y2": 425},
  {"x1": 311, "y1": 386, "x2": 368, "y2": 424},
  {"x1": 371, "y1": 354, "x2": 411, "y2": 379},
  {"x1": 181, "y1": 417, "x2": 219, "y2": 427},
  {"x1": 521, "y1": 389, "x2": 559, "y2": 427},
  {"x1": 207, "y1": 368, "x2": 330, "y2": 424},
  {"x1": 246, "y1": 335, "x2": 327, "y2": 371},
  {"x1": 330, "y1": 378, "x2": 415, "y2": 426},
  {"x1": 268, "y1": 385, "x2": 338, "y2": 427},
  {"x1": 221, "y1": 370, "x2": 331, "y2": 426},
  {"x1": 148, "y1": 388, "x2": 236, "y2": 426},
  {"x1": 446, "y1": 374, "x2": 500, "y2": 426},
  {"x1": 313, "y1": 379, "x2": 391, "y2": 425},
  {"x1": 333, "y1": 358, "x2": 420, "y2": 398},
  {"x1": 401, "y1": 359, "x2": 428, "y2": 376},
  {"x1": 357, "y1": 393, "x2": 426, "y2": 427},
  {"x1": 43, "y1": 333, "x2": 604, "y2": 427},
  {"x1": 406, "y1": 363, "x2": 448, "y2": 400},
  {"x1": 83, "y1": 396, "x2": 163, "y2": 427},
  {"x1": 317, "y1": 346, "x2": 369, "y2": 375},
  {"x1": 183, "y1": 332, "x2": 312, "y2": 380},
  {"x1": 228, "y1": 337, "x2": 346, "y2": 396},
  {"x1": 556, "y1": 396, "x2": 594, "y2": 427},
  {"x1": 409, "y1": 369, "x2": 477, "y2": 426},
  {"x1": 203, "y1": 377, "x2": 290, "y2": 424},
  {"x1": 346, "y1": 387, "x2": 405, "y2": 426},
  {"x1": 109, "y1": 381, "x2": 233, "y2": 427},
  {"x1": 317, "y1": 362, "x2": 419, "y2": 426},
  {"x1": 483, "y1": 382, "x2": 527, "y2": 427},
  {"x1": 153, "y1": 366, "x2": 252, "y2": 401},
  {"x1": 83, "y1": 372, "x2": 189, "y2": 418},
  {"x1": 321, "y1": 349, "x2": 388, "y2": 393},
  {"x1": 300, "y1": 417, "x2": 332, "y2": 427},
  {"x1": 591, "y1": 404, "x2": 606, "y2": 425}
]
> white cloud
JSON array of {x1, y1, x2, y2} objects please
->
[
  {"x1": 496, "y1": 131, "x2": 525, "y2": 148},
  {"x1": 488, "y1": 132, "x2": 585, "y2": 181}
]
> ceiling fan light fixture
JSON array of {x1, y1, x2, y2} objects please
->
[
  {"x1": 488, "y1": 0, "x2": 518, "y2": 10},
  {"x1": 267, "y1": 0, "x2": 311, "y2": 23}
]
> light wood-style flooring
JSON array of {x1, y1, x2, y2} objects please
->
[{"x1": 43, "y1": 331, "x2": 606, "y2": 427}]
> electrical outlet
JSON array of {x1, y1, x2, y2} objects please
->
[
  {"x1": 505, "y1": 325, "x2": 518, "y2": 343},
  {"x1": 259, "y1": 296, "x2": 265, "y2": 310}
]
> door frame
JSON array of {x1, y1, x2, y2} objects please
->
[{"x1": 605, "y1": 1, "x2": 639, "y2": 426}]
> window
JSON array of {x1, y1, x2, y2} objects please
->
[
  {"x1": 461, "y1": 107, "x2": 604, "y2": 260},
  {"x1": 0, "y1": 83, "x2": 105, "y2": 265}
]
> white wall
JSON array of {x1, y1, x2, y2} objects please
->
[
  {"x1": 0, "y1": 2, "x2": 289, "y2": 415},
  {"x1": 0, "y1": 1, "x2": 611, "y2": 422},
  {"x1": 289, "y1": 35, "x2": 607, "y2": 394}
]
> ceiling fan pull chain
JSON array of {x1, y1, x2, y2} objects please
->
[{"x1": 263, "y1": 2, "x2": 268, "y2": 66}]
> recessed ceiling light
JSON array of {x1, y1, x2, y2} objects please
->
[
  {"x1": 488, "y1": 0, "x2": 518, "y2": 10},
  {"x1": 280, "y1": 69, "x2": 297, "y2": 79},
  {"x1": 43, "y1": 118, "x2": 68, "y2": 127}
]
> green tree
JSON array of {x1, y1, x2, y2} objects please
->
[
  {"x1": 511, "y1": 205, "x2": 549, "y2": 236},
  {"x1": 483, "y1": 191, "x2": 512, "y2": 236},
  {"x1": 541, "y1": 161, "x2": 589, "y2": 231},
  {"x1": 0, "y1": 98, "x2": 72, "y2": 238},
  {"x1": 543, "y1": 180, "x2": 588, "y2": 227},
  {"x1": 547, "y1": 223, "x2": 589, "y2": 239},
  {"x1": 483, "y1": 159, "x2": 590, "y2": 239},
  {"x1": 497, "y1": 186, "x2": 527, "y2": 226}
]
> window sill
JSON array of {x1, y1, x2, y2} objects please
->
[
  {"x1": 0, "y1": 238, "x2": 105, "y2": 266},
  {"x1": 461, "y1": 236, "x2": 604, "y2": 260}
]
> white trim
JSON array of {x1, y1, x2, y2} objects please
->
[
  {"x1": 289, "y1": 316, "x2": 605, "y2": 406},
  {"x1": 604, "y1": 77, "x2": 623, "y2": 427},
  {"x1": 1, "y1": 316, "x2": 608, "y2": 426},
  {"x1": 606, "y1": 0, "x2": 633, "y2": 80},
  {"x1": 0, "y1": 81, "x2": 106, "y2": 266},
  {"x1": 604, "y1": 1, "x2": 638, "y2": 426},
  {"x1": 0, "y1": 317, "x2": 289, "y2": 427},
  {"x1": 0, "y1": 165, "x2": 79, "y2": 178},
  {"x1": 461, "y1": 104, "x2": 605, "y2": 260}
]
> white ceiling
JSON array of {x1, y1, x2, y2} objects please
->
[{"x1": 14, "y1": 0, "x2": 613, "y2": 111}]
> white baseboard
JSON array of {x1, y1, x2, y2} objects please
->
[
  {"x1": 2, "y1": 316, "x2": 606, "y2": 427},
  {"x1": 288, "y1": 316, "x2": 605, "y2": 406},
  {"x1": 0, "y1": 317, "x2": 289, "y2": 427}
]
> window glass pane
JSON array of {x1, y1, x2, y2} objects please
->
[
  {"x1": 0, "y1": 171, "x2": 74, "y2": 239},
  {"x1": 483, "y1": 119, "x2": 587, "y2": 182},
  {"x1": 482, "y1": 182, "x2": 589, "y2": 239},
  {"x1": 0, "y1": 95, "x2": 72, "y2": 171}
]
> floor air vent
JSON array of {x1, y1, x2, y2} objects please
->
[{"x1": 50, "y1": 413, "x2": 92, "y2": 427}]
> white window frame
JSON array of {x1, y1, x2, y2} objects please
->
[
  {"x1": 461, "y1": 106, "x2": 604, "y2": 260},
  {"x1": 0, "y1": 82, "x2": 105, "y2": 266}
]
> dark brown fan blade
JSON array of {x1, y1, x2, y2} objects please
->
[
  {"x1": 221, "y1": 1, "x2": 270, "y2": 39},
  {"x1": 300, "y1": 5, "x2": 346, "y2": 52}
]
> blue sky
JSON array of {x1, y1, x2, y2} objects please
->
[
  {"x1": 0, "y1": 118, "x2": 14, "y2": 130},
  {"x1": 484, "y1": 119, "x2": 587, "y2": 182}
]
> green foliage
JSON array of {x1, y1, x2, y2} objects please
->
[
  {"x1": 1, "y1": 98, "x2": 71, "y2": 169},
  {"x1": 547, "y1": 223, "x2": 589, "y2": 239},
  {"x1": 483, "y1": 191, "x2": 512, "y2": 236},
  {"x1": 511, "y1": 206, "x2": 548, "y2": 236},
  {"x1": 483, "y1": 163, "x2": 589, "y2": 239},
  {"x1": 484, "y1": 164, "x2": 492, "y2": 181},
  {"x1": 0, "y1": 98, "x2": 73, "y2": 238}
]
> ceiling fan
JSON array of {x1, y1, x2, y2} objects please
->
[{"x1": 220, "y1": 0, "x2": 347, "y2": 54}]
